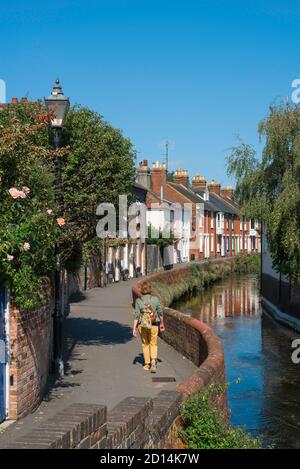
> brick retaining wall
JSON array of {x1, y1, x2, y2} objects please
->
[{"x1": 9, "y1": 280, "x2": 54, "y2": 419}]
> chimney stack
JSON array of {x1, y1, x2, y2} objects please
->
[
  {"x1": 21, "y1": 97, "x2": 28, "y2": 103},
  {"x1": 11, "y1": 97, "x2": 18, "y2": 103},
  {"x1": 221, "y1": 186, "x2": 234, "y2": 199},
  {"x1": 137, "y1": 159, "x2": 151, "y2": 189},
  {"x1": 174, "y1": 169, "x2": 189, "y2": 188},
  {"x1": 208, "y1": 179, "x2": 221, "y2": 196},
  {"x1": 192, "y1": 174, "x2": 206, "y2": 191},
  {"x1": 151, "y1": 161, "x2": 167, "y2": 196}
]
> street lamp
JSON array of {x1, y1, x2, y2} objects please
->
[{"x1": 45, "y1": 79, "x2": 70, "y2": 377}]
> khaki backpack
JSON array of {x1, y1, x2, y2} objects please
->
[{"x1": 140, "y1": 300, "x2": 156, "y2": 329}]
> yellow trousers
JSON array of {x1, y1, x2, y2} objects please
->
[{"x1": 138, "y1": 325, "x2": 159, "y2": 365}]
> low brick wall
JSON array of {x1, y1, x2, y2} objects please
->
[
  {"x1": 6, "y1": 392, "x2": 182, "y2": 449},
  {"x1": 9, "y1": 280, "x2": 54, "y2": 419}
]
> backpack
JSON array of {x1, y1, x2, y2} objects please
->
[{"x1": 140, "y1": 299, "x2": 156, "y2": 329}]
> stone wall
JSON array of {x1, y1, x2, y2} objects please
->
[{"x1": 9, "y1": 280, "x2": 54, "y2": 419}]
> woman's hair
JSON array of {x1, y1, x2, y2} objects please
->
[{"x1": 140, "y1": 281, "x2": 152, "y2": 295}]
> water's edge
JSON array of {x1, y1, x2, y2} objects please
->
[{"x1": 174, "y1": 273, "x2": 300, "y2": 449}]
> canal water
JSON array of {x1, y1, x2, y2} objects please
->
[{"x1": 174, "y1": 273, "x2": 300, "y2": 448}]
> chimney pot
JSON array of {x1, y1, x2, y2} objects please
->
[
  {"x1": 192, "y1": 174, "x2": 206, "y2": 191},
  {"x1": 137, "y1": 159, "x2": 150, "y2": 189},
  {"x1": 208, "y1": 179, "x2": 221, "y2": 195},
  {"x1": 11, "y1": 97, "x2": 18, "y2": 103},
  {"x1": 221, "y1": 185, "x2": 234, "y2": 199},
  {"x1": 151, "y1": 161, "x2": 167, "y2": 194},
  {"x1": 174, "y1": 168, "x2": 189, "y2": 187}
]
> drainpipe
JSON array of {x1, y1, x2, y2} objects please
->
[{"x1": 84, "y1": 263, "x2": 88, "y2": 290}]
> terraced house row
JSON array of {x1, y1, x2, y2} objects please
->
[
  {"x1": 136, "y1": 160, "x2": 261, "y2": 269},
  {"x1": 70, "y1": 159, "x2": 261, "y2": 290}
]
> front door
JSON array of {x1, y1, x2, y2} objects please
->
[{"x1": 0, "y1": 285, "x2": 7, "y2": 423}]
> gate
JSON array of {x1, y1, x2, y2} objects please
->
[{"x1": 0, "y1": 285, "x2": 8, "y2": 423}]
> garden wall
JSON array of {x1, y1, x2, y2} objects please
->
[{"x1": 9, "y1": 280, "x2": 54, "y2": 419}]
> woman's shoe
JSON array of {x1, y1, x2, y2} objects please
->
[
  {"x1": 143, "y1": 364, "x2": 150, "y2": 371},
  {"x1": 150, "y1": 360, "x2": 157, "y2": 373}
]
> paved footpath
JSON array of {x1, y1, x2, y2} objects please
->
[{"x1": 0, "y1": 279, "x2": 196, "y2": 447}]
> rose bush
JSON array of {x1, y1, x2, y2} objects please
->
[{"x1": 0, "y1": 101, "x2": 66, "y2": 307}]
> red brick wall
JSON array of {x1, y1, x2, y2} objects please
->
[
  {"x1": 6, "y1": 393, "x2": 184, "y2": 449},
  {"x1": 9, "y1": 280, "x2": 54, "y2": 419}
]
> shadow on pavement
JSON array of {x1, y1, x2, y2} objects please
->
[
  {"x1": 133, "y1": 353, "x2": 163, "y2": 366},
  {"x1": 65, "y1": 317, "x2": 133, "y2": 349}
]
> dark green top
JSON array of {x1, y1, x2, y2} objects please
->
[{"x1": 134, "y1": 294, "x2": 164, "y2": 323}]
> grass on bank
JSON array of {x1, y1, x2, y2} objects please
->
[
  {"x1": 234, "y1": 252, "x2": 261, "y2": 275},
  {"x1": 179, "y1": 385, "x2": 263, "y2": 449},
  {"x1": 150, "y1": 254, "x2": 260, "y2": 307}
]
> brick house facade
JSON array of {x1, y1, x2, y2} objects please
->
[{"x1": 137, "y1": 160, "x2": 261, "y2": 262}]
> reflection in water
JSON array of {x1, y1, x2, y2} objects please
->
[{"x1": 174, "y1": 274, "x2": 300, "y2": 448}]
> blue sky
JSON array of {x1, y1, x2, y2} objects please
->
[{"x1": 0, "y1": 0, "x2": 299, "y2": 185}]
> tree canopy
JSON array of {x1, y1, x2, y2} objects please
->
[
  {"x1": 0, "y1": 101, "x2": 136, "y2": 307},
  {"x1": 62, "y1": 106, "x2": 136, "y2": 243},
  {"x1": 226, "y1": 104, "x2": 300, "y2": 282}
]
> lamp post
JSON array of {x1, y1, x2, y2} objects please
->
[{"x1": 45, "y1": 79, "x2": 70, "y2": 377}]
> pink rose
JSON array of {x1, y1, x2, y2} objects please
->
[
  {"x1": 22, "y1": 186, "x2": 30, "y2": 195},
  {"x1": 56, "y1": 217, "x2": 65, "y2": 226},
  {"x1": 6, "y1": 254, "x2": 14, "y2": 261},
  {"x1": 8, "y1": 187, "x2": 29, "y2": 199},
  {"x1": 22, "y1": 242, "x2": 31, "y2": 251},
  {"x1": 9, "y1": 187, "x2": 21, "y2": 199},
  {"x1": 47, "y1": 209, "x2": 54, "y2": 215}
]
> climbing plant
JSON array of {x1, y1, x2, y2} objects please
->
[
  {"x1": 147, "y1": 223, "x2": 177, "y2": 248},
  {"x1": 0, "y1": 101, "x2": 67, "y2": 307}
]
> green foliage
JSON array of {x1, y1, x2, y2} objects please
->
[
  {"x1": 180, "y1": 385, "x2": 262, "y2": 449},
  {"x1": 62, "y1": 106, "x2": 136, "y2": 243},
  {"x1": 234, "y1": 253, "x2": 261, "y2": 275},
  {"x1": 167, "y1": 170, "x2": 174, "y2": 182},
  {"x1": 0, "y1": 101, "x2": 64, "y2": 307},
  {"x1": 147, "y1": 223, "x2": 177, "y2": 248},
  {"x1": 150, "y1": 260, "x2": 234, "y2": 306},
  {"x1": 226, "y1": 107, "x2": 300, "y2": 283},
  {"x1": 0, "y1": 102, "x2": 136, "y2": 308},
  {"x1": 226, "y1": 136, "x2": 265, "y2": 218}
]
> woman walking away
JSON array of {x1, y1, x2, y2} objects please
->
[{"x1": 133, "y1": 282, "x2": 165, "y2": 373}]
